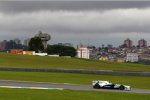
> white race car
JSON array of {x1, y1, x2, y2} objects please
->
[{"x1": 92, "y1": 80, "x2": 131, "y2": 91}]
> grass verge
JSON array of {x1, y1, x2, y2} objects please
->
[
  {"x1": 0, "y1": 71, "x2": 149, "y2": 89},
  {"x1": 0, "y1": 53, "x2": 150, "y2": 71},
  {"x1": 0, "y1": 88, "x2": 149, "y2": 100}
]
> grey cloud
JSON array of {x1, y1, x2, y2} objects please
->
[
  {"x1": 1, "y1": 1, "x2": 150, "y2": 46},
  {"x1": 0, "y1": 1, "x2": 150, "y2": 14},
  {"x1": 0, "y1": 9, "x2": 150, "y2": 35}
]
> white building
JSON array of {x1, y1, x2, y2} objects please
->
[
  {"x1": 77, "y1": 43, "x2": 90, "y2": 59},
  {"x1": 126, "y1": 53, "x2": 139, "y2": 62},
  {"x1": 24, "y1": 38, "x2": 31, "y2": 46}
]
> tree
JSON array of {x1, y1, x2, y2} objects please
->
[
  {"x1": 46, "y1": 45, "x2": 76, "y2": 57},
  {"x1": 28, "y1": 37, "x2": 44, "y2": 53}
]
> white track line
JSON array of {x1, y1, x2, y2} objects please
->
[{"x1": 0, "y1": 86, "x2": 63, "y2": 90}]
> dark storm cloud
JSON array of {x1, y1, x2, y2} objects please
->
[
  {"x1": 0, "y1": 1, "x2": 150, "y2": 46},
  {"x1": 0, "y1": 1, "x2": 150, "y2": 13},
  {"x1": 0, "y1": 8, "x2": 150, "y2": 34}
]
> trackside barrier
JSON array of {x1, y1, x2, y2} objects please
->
[{"x1": 0, "y1": 67, "x2": 149, "y2": 76}]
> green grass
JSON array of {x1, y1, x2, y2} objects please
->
[
  {"x1": 0, "y1": 53, "x2": 150, "y2": 71},
  {"x1": 0, "y1": 71, "x2": 149, "y2": 89},
  {"x1": 0, "y1": 88, "x2": 149, "y2": 100}
]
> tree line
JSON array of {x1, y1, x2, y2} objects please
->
[{"x1": 28, "y1": 37, "x2": 76, "y2": 57}]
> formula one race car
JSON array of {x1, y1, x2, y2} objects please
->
[{"x1": 92, "y1": 80, "x2": 131, "y2": 91}]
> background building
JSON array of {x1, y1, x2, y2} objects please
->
[
  {"x1": 124, "y1": 38, "x2": 133, "y2": 48},
  {"x1": 13, "y1": 38, "x2": 21, "y2": 44},
  {"x1": 126, "y1": 53, "x2": 139, "y2": 62},
  {"x1": 99, "y1": 56, "x2": 109, "y2": 61},
  {"x1": 77, "y1": 43, "x2": 90, "y2": 59},
  {"x1": 10, "y1": 49, "x2": 23, "y2": 54},
  {"x1": 35, "y1": 31, "x2": 51, "y2": 49},
  {"x1": 24, "y1": 38, "x2": 31, "y2": 46},
  {"x1": 138, "y1": 39, "x2": 147, "y2": 48},
  {"x1": 0, "y1": 40, "x2": 7, "y2": 50},
  {"x1": 0, "y1": 39, "x2": 24, "y2": 51}
]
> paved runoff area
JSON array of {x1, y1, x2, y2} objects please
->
[{"x1": 0, "y1": 80, "x2": 150, "y2": 94}]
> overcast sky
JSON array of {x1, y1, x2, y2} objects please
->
[{"x1": 0, "y1": 0, "x2": 150, "y2": 47}]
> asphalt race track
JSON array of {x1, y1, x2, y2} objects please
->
[{"x1": 0, "y1": 80, "x2": 150, "y2": 94}]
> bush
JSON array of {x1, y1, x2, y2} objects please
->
[{"x1": 46, "y1": 45, "x2": 76, "y2": 57}]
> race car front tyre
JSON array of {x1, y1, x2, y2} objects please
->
[{"x1": 119, "y1": 85, "x2": 125, "y2": 90}]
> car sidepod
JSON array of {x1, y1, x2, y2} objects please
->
[{"x1": 102, "y1": 84, "x2": 115, "y2": 89}]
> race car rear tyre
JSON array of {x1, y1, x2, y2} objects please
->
[{"x1": 93, "y1": 84, "x2": 101, "y2": 89}]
